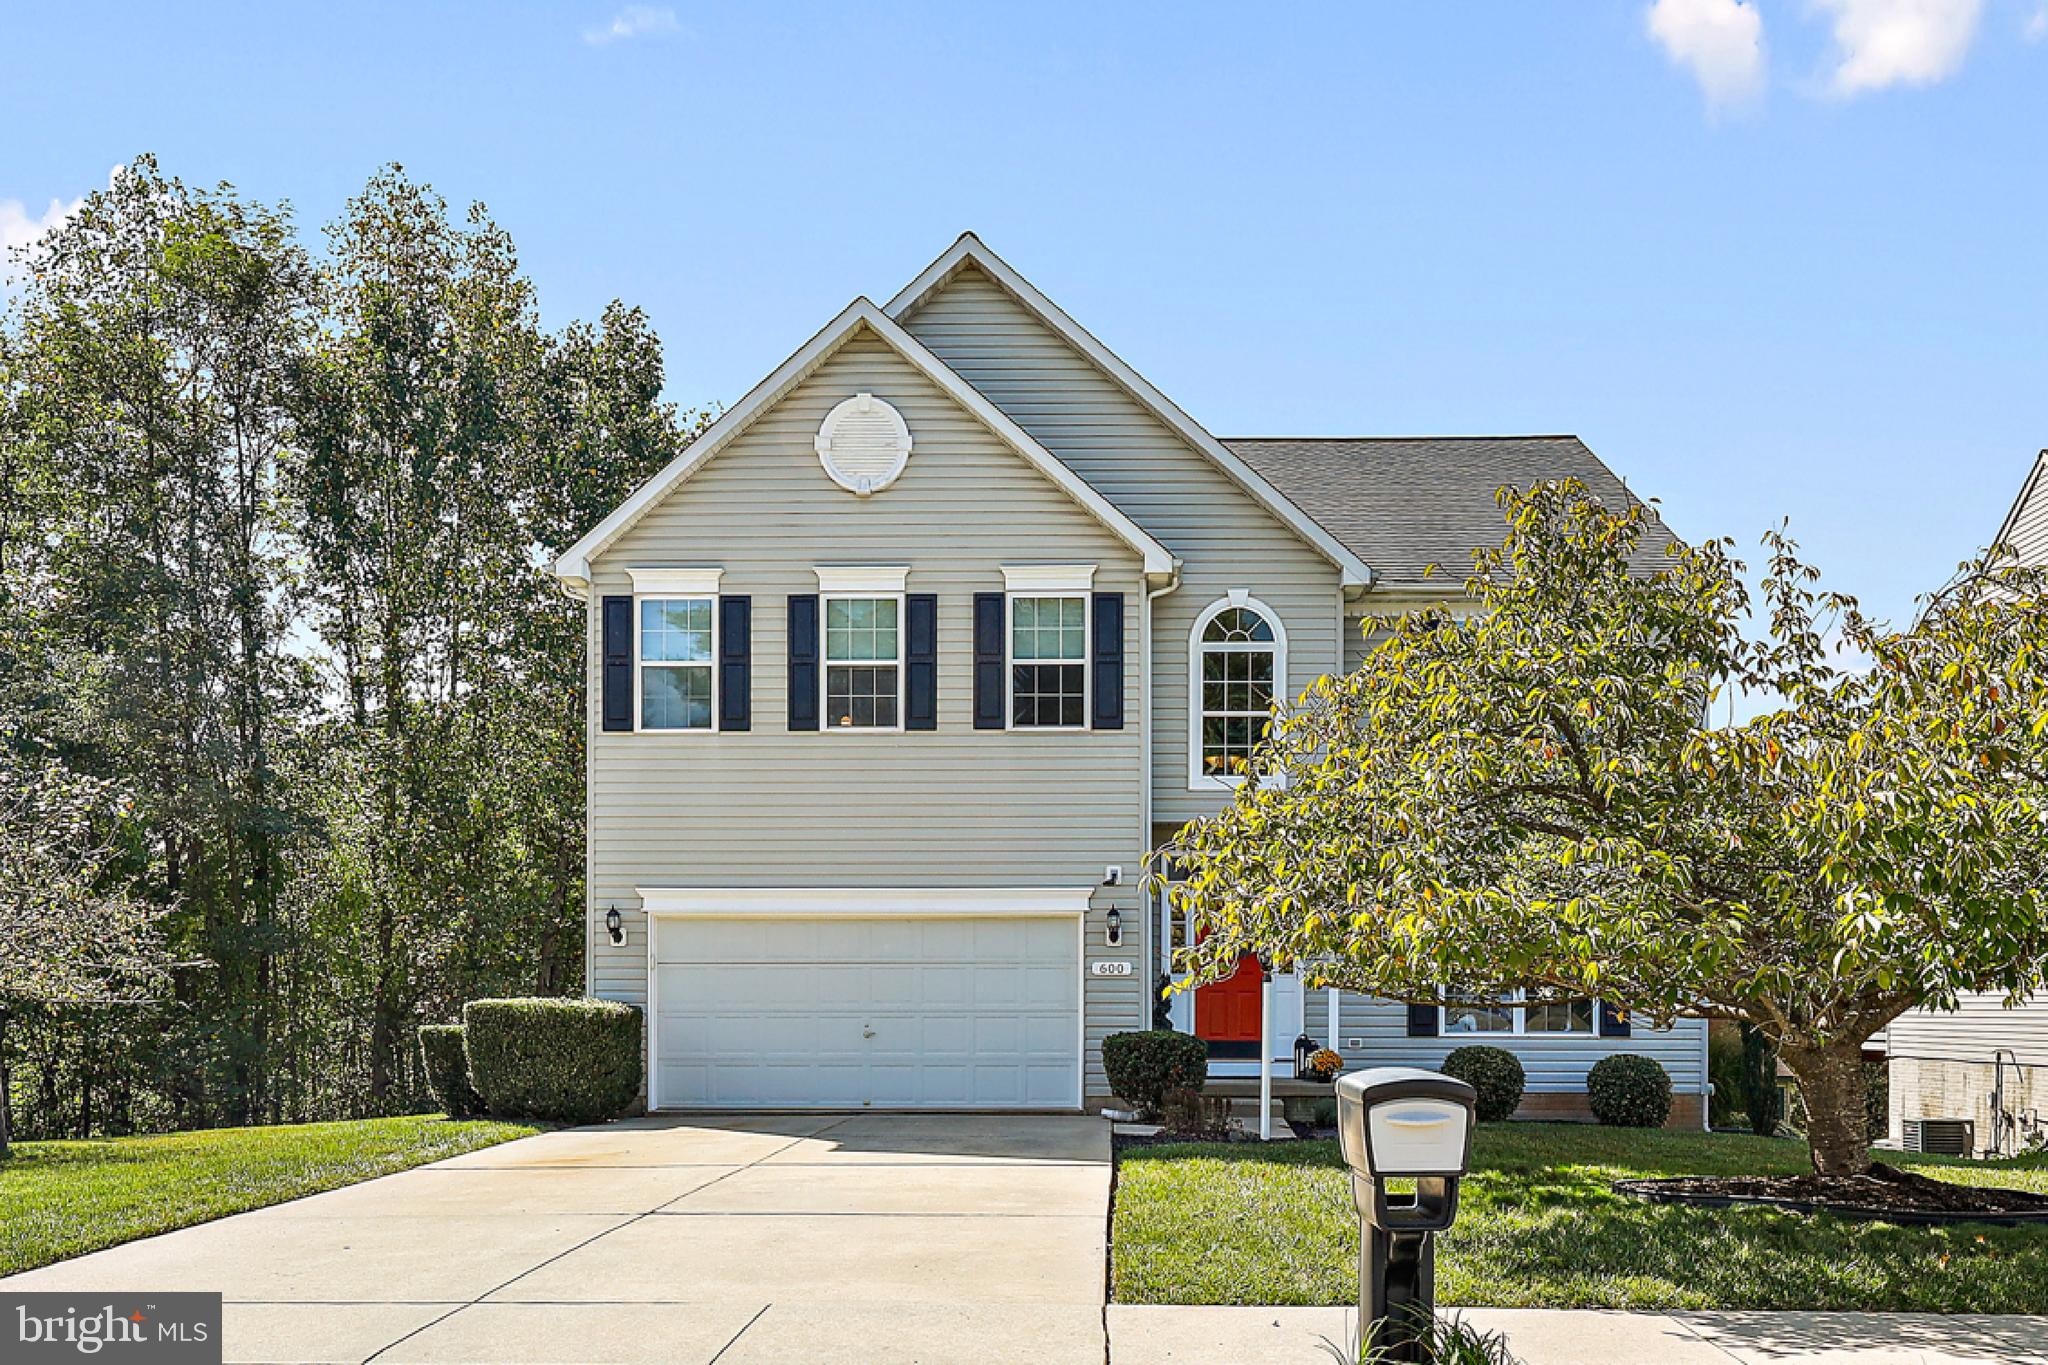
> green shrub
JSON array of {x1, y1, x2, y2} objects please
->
[
  {"x1": 1102, "y1": 1030, "x2": 1208, "y2": 1113},
  {"x1": 417, "y1": 1024, "x2": 482, "y2": 1118},
  {"x1": 462, "y1": 997, "x2": 642, "y2": 1124},
  {"x1": 1587, "y1": 1053, "x2": 1672, "y2": 1128},
  {"x1": 1440, "y1": 1045, "x2": 1525, "y2": 1122}
]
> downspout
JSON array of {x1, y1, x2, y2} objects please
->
[{"x1": 1140, "y1": 562, "x2": 1183, "y2": 1023}]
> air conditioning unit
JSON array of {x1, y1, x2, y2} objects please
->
[{"x1": 1903, "y1": 1117, "x2": 1974, "y2": 1157}]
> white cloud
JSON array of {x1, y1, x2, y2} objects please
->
[
  {"x1": 1647, "y1": 0, "x2": 1768, "y2": 112},
  {"x1": 1812, "y1": 0, "x2": 1985, "y2": 95},
  {"x1": 583, "y1": 5, "x2": 678, "y2": 45},
  {"x1": 0, "y1": 194, "x2": 83, "y2": 278},
  {"x1": 2025, "y1": 3, "x2": 2048, "y2": 42}
]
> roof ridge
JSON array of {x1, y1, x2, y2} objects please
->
[{"x1": 1220, "y1": 434, "x2": 1584, "y2": 444}]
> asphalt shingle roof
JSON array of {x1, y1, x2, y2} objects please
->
[{"x1": 1223, "y1": 435, "x2": 1674, "y2": 588}]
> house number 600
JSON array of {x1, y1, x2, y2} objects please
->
[{"x1": 1090, "y1": 960, "x2": 1135, "y2": 977}]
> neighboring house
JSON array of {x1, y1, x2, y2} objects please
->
[
  {"x1": 1886, "y1": 448, "x2": 2048, "y2": 1158},
  {"x1": 553, "y1": 233, "x2": 1709, "y2": 1126}
]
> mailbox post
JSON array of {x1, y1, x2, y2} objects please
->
[{"x1": 1335, "y1": 1067, "x2": 1477, "y2": 1364}]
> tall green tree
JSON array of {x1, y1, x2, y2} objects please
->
[
  {"x1": 1165, "y1": 481, "x2": 2048, "y2": 1178},
  {"x1": 3, "y1": 158, "x2": 315, "y2": 1126}
]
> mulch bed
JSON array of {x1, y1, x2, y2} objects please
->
[{"x1": 1616, "y1": 1162, "x2": 2048, "y2": 1226}]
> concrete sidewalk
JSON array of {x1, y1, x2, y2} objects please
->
[{"x1": 1108, "y1": 1305, "x2": 2048, "y2": 1364}]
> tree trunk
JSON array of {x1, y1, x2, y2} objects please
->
[
  {"x1": 1780, "y1": 1039, "x2": 1875, "y2": 1176},
  {"x1": 1, "y1": 1009, "x2": 13, "y2": 1160},
  {"x1": 1739, "y1": 1022, "x2": 1780, "y2": 1138}
]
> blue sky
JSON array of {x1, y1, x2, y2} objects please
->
[{"x1": 5, "y1": 1, "x2": 2044, "y2": 644}]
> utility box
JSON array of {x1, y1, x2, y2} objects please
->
[{"x1": 1334, "y1": 1067, "x2": 1478, "y2": 1363}]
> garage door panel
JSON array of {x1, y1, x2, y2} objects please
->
[{"x1": 651, "y1": 914, "x2": 1079, "y2": 1110}]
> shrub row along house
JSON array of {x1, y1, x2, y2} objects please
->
[
  {"x1": 553, "y1": 235, "x2": 1709, "y2": 1123},
  {"x1": 1886, "y1": 447, "x2": 2048, "y2": 1158}
]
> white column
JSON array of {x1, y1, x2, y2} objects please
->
[
  {"x1": 1327, "y1": 986, "x2": 1341, "y2": 1051},
  {"x1": 1259, "y1": 973, "x2": 1274, "y2": 1140}
]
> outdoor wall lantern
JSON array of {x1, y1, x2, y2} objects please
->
[
  {"x1": 604, "y1": 906, "x2": 624, "y2": 945},
  {"x1": 1104, "y1": 907, "x2": 1123, "y2": 948}
]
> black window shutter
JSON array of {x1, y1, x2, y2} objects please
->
[
  {"x1": 905, "y1": 593, "x2": 938, "y2": 731},
  {"x1": 1598, "y1": 1001, "x2": 1631, "y2": 1038},
  {"x1": 718, "y1": 596, "x2": 751, "y2": 732},
  {"x1": 1091, "y1": 591, "x2": 1124, "y2": 730},
  {"x1": 973, "y1": 592, "x2": 1005, "y2": 730},
  {"x1": 1405, "y1": 1002, "x2": 1440, "y2": 1037},
  {"x1": 787, "y1": 594, "x2": 819, "y2": 731},
  {"x1": 601, "y1": 595, "x2": 633, "y2": 732}
]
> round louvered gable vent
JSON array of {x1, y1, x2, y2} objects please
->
[{"x1": 815, "y1": 392, "x2": 912, "y2": 495}]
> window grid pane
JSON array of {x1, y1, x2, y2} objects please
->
[
  {"x1": 641, "y1": 598, "x2": 713, "y2": 662},
  {"x1": 642, "y1": 664, "x2": 712, "y2": 730},
  {"x1": 1525, "y1": 999, "x2": 1595, "y2": 1034},
  {"x1": 826, "y1": 664, "x2": 899, "y2": 729},
  {"x1": 1012, "y1": 662, "x2": 1086, "y2": 728},
  {"x1": 825, "y1": 597, "x2": 898, "y2": 664},
  {"x1": 1443, "y1": 993, "x2": 1517, "y2": 1034},
  {"x1": 1012, "y1": 596, "x2": 1086, "y2": 661}
]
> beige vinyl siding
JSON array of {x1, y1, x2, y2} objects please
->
[
  {"x1": 1888, "y1": 996, "x2": 2048, "y2": 1069},
  {"x1": 584, "y1": 327, "x2": 1146, "y2": 1101},
  {"x1": 900, "y1": 266, "x2": 1343, "y2": 826},
  {"x1": 1311, "y1": 987, "x2": 1708, "y2": 1094}
]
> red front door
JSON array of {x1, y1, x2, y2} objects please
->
[{"x1": 1195, "y1": 953, "x2": 1264, "y2": 1042}]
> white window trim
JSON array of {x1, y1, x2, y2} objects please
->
[
  {"x1": 1440, "y1": 990, "x2": 1599, "y2": 1038},
  {"x1": 820, "y1": 589, "x2": 906, "y2": 734},
  {"x1": 1188, "y1": 592, "x2": 1288, "y2": 790},
  {"x1": 634, "y1": 591, "x2": 718, "y2": 735},
  {"x1": 1006, "y1": 590, "x2": 1091, "y2": 732},
  {"x1": 1000, "y1": 563, "x2": 1097, "y2": 595},
  {"x1": 814, "y1": 564, "x2": 909, "y2": 595}
]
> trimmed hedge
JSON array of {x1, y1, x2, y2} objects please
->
[
  {"x1": 463, "y1": 997, "x2": 642, "y2": 1124},
  {"x1": 1102, "y1": 1030, "x2": 1209, "y2": 1113},
  {"x1": 418, "y1": 1024, "x2": 483, "y2": 1118},
  {"x1": 1441, "y1": 1045, "x2": 1525, "y2": 1122},
  {"x1": 1587, "y1": 1053, "x2": 1672, "y2": 1128}
]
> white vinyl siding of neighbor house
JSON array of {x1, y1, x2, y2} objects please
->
[
  {"x1": 1995, "y1": 452, "x2": 2048, "y2": 566},
  {"x1": 1306, "y1": 987, "x2": 1708, "y2": 1095},
  {"x1": 898, "y1": 266, "x2": 1343, "y2": 825},
  {"x1": 582, "y1": 329, "x2": 1148, "y2": 1100},
  {"x1": 1889, "y1": 995, "x2": 2048, "y2": 1069}
]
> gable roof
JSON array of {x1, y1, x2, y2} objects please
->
[
  {"x1": 1224, "y1": 435, "x2": 1676, "y2": 590},
  {"x1": 1990, "y1": 448, "x2": 2048, "y2": 562},
  {"x1": 553, "y1": 298, "x2": 1175, "y2": 590},
  {"x1": 886, "y1": 233, "x2": 1375, "y2": 591}
]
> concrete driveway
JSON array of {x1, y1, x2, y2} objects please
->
[{"x1": 0, "y1": 1114, "x2": 1112, "y2": 1364}]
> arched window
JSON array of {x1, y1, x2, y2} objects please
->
[{"x1": 1189, "y1": 596, "x2": 1287, "y2": 788}]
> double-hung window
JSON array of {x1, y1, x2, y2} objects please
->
[
  {"x1": 1443, "y1": 991, "x2": 1594, "y2": 1036},
  {"x1": 816, "y1": 567, "x2": 908, "y2": 731},
  {"x1": 629, "y1": 568, "x2": 722, "y2": 732},
  {"x1": 1001, "y1": 565, "x2": 1094, "y2": 729}
]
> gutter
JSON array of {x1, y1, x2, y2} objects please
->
[{"x1": 1139, "y1": 561, "x2": 1184, "y2": 998}]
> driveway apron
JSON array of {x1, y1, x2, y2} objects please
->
[{"x1": 0, "y1": 1113, "x2": 1112, "y2": 1364}]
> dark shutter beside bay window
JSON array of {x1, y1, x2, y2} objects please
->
[
  {"x1": 1598, "y1": 1001, "x2": 1632, "y2": 1038},
  {"x1": 1091, "y1": 591, "x2": 1124, "y2": 730},
  {"x1": 787, "y1": 594, "x2": 819, "y2": 731},
  {"x1": 718, "y1": 595, "x2": 751, "y2": 732},
  {"x1": 905, "y1": 593, "x2": 938, "y2": 731},
  {"x1": 1405, "y1": 1002, "x2": 1440, "y2": 1037},
  {"x1": 973, "y1": 592, "x2": 1005, "y2": 730},
  {"x1": 601, "y1": 595, "x2": 633, "y2": 732}
]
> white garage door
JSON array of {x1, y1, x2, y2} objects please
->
[{"x1": 650, "y1": 915, "x2": 1081, "y2": 1110}]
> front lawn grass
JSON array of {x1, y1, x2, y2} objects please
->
[
  {"x1": 0, "y1": 1114, "x2": 542, "y2": 1277},
  {"x1": 1111, "y1": 1123, "x2": 2048, "y2": 1312}
]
